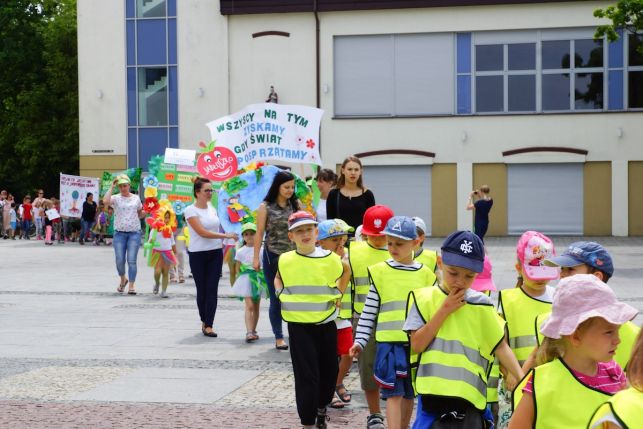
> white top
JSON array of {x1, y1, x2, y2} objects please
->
[
  {"x1": 317, "y1": 198, "x2": 327, "y2": 222},
  {"x1": 154, "y1": 233, "x2": 175, "y2": 251},
  {"x1": 9, "y1": 209, "x2": 16, "y2": 222},
  {"x1": 110, "y1": 194, "x2": 142, "y2": 232},
  {"x1": 235, "y1": 245, "x2": 261, "y2": 267},
  {"x1": 184, "y1": 203, "x2": 223, "y2": 252}
]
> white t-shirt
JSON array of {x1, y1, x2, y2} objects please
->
[
  {"x1": 184, "y1": 203, "x2": 223, "y2": 252},
  {"x1": 9, "y1": 209, "x2": 16, "y2": 223},
  {"x1": 110, "y1": 194, "x2": 142, "y2": 232},
  {"x1": 235, "y1": 245, "x2": 262, "y2": 268},
  {"x1": 154, "y1": 234, "x2": 175, "y2": 251},
  {"x1": 317, "y1": 198, "x2": 327, "y2": 222}
]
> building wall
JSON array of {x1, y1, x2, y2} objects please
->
[
  {"x1": 78, "y1": 0, "x2": 127, "y2": 176},
  {"x1": 431, "y1": 164, "x2": 457, "y2": 236},
  {"x1": 584, "y1": 161, "x2": 612, "y2": 236}
]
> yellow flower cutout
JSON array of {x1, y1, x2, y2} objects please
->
[{"x1": 144, "y1": 186, "x2": 158, "y2": 198}]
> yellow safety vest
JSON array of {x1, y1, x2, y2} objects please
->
[
  {"x1": 588, "y1": 387, "x2": 643, "y2": 429},
  {"x1": 338, "y1": 258, "x2": 352, "y2": 320},
  {"x1": 409, "y1": 286, "x2": 505, "y2": 410},
  {"x1": 486, "y1": 312, "x2": 506, "y2": 403},
  {"x1": 536, "y1": 314, "x2": 640, "y2": 370},
  {"x1": 278, "y1": 250, "x2": 344, "y2": 324},
  {"x1": 499, "y1": 287, "x2": 552, "y2": 365},
  {"x1": 414, "y1": 248, "x2": 438, "y2": 273},
  {"x1": 524, "y1": 358, "x2": 612, "y2": 429},
  {"x1": 369, "y1": 261, "x2": 436, "y2": 343},
  {"x1": 348, "y1": 241, "x2": 389, "y2": 314}
]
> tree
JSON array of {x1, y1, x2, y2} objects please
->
[
  {"x1": 0, "y1": 0, "x2": 78, "y2": 199},
  {"x1": 594, "y1": 0, "x2": 643, "y2": 53}
]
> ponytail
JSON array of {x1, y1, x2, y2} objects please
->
[{"x1": 536, "y1": 337, "x2": 566, "y2": 366}]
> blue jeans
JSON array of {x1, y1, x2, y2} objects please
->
[
  {"x1": 35, "y1": 217, "x2": 44, "y2": 238},
  {"x1": 262, "y1": 248, "x2": 284, "y2": 340},
  {"x1": 81, "y1": 220, "x2": 95, "y2": 241},
  {"x1": 22, "y1": 220, "x2": 32, "y2": 238},
  {"x1": 113, "y1": 230, "x2": 141, "y2": 282}
]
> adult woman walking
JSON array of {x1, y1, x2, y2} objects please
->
[
  {"x1": 79, "y1": 192, "x2": 98, "y2": 245},
  {"x1": 467, "y1": 184, "x2": 493, "y2": 242},
  {"x1": 253, "y1": 171, "x2": 299, "y2": 350},
  {"x1": 103, "y1": 175, "x2": 143, "y2": 295},
  {"x1": 326, "y1": 156, "x2": 375, "y2": 231},
  {"x1": 184, "y1": 177, "x2": 238, "y2": 337},
  {"x1": 315, "y1": 168, "x2": 337, "y2": 222}
]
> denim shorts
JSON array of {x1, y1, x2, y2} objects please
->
[{"x1": 380, "y1": 375, "x2": 415, "y2": 400}]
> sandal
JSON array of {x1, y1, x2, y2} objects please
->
[
  {"x1": 335, "y1": 384, "x2": 352, "y2": 403},
  {"x1": 117, "y1": 280, "x2": 128, "y2": 294},
  {"x1": 127, "y1": 289, "x2": 137, "y2": 295},
  {"x1": 329, "y1": 392, "x2": 345, "y2": 409},
  {"x1": 245, "y1": 332, "x2": 258, "y2": 343}
]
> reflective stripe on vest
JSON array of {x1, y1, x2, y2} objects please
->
[
  {"x1": 528, "y1": 358, "x2": 612, "y2": 429},
  {"x1": 278, "y1": 250, "x2": 344, "y2": 324},
  {"x1": 338, "y1": 286, "x2": 352, "y2": 320},
  {"x1": 588, "y1": 387, "x2": 643, "y2": 429},
  {"x1": 348, "y1": 241, "x2": 389, "y2": 314},
  {"x1": 410, "y1": 286, "x2": 504, "y2": 410},
  {"x1": 499, "y1": 287, "x2": 552, "y2": 364},
  {"x1": 370, "y1": 261, "x2": 435, "y2": 343}
]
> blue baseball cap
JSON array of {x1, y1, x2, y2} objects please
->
[
  {"x1": 440, "y1": 231, "x2": 485, "y2": 273},
  {"x1": 317, "y1": 220, "x2": 349, "y2": 240},
  {"x1": 544, "y1": 241, "x2": 614, "y2": 277},
  {"x1": 383, "y1": 216, "x2": 418, "y2": 241}
]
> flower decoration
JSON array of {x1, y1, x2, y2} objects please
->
[
  {"x1": 306, "y1": 139, "x2": 315, "y2": 149},
  {"x1": 144, "y1": 186, "x2": 158, "y2": 199},
  {"x1": 172, "y1": 200, "x2": 186, "y2": 216},
  {"x1": 143, "y1": 197, "x2": 159, "y2": 213},
  {"x1": 143, "y1": 175, "x2": 159, "y2": 189}
]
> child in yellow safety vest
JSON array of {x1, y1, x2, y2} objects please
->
[
  {"x1": 405, "y1": 230, "x2": 524, "y2": 429},
  {"x1": 510, "y1": 274, "x2": 637, "y2": 429},
  {"x1": 349, "y1": 216, "x2": 436, "y2": 429},
  {"x1": 589, "y1": 329, "x2": 643, "y2": 429},
  {"x1": 495, "y1": 231, "x2": 560, "y2": 429},
  {"x1": 410, "y1": 217, "x2": 438, "y2": 273},
  {"x1": 347, "y1": 204, "x2": 394, "y2": 429},
  {"x1": 274, "y1": 211, "x2": 351, "y2": 429}
]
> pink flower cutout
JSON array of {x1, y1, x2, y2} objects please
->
[{"x1": 306, "y1": 139, "x2": 315, "y2": 149}]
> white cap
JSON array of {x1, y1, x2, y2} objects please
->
[{"x1": 412, "y1": 217, "x2": 427, "y2": 234}]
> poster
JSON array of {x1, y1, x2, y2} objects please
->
[
  {"x1": 59, "y1": 174, "x2": 100, "y2": 218},
  {"x1": 153, "y1": 162, "x2": 198, "y2": 203},
  {"x1": 205, "y1": 103, "x2": 323, "y2": 170}
]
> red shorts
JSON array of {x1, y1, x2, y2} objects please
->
[{"x1": 336, "y1": 326, "x2": 353, "y2": 356}]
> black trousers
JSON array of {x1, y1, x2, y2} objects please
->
[
  {"x1": 288, "y1": 321, "x2": 338, "y2": 426},
  {"x1": 188, "y1": 249, "x2": 223, "y2": 328}
]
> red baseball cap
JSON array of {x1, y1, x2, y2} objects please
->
[{"x1": 360, "y1": 205, "x2": 394, "y2": 236}]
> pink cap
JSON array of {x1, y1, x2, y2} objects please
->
[
  {"x1": 516, "y1": 231, "x2": 560, "y2": 281},
  {"x1": 540, "y1": 274, "x2": 638, "y2": 339},
  {"x1": 471, "y1": 255, "x2": 496, "y2": 292}
]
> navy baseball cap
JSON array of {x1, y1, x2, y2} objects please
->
[
  {"x1": 383, "y1": 216, "x2": 418, "y2": 241},
  {"x1": 440, "y1": 231, "x2": 485, "y2": 273},
  {"x1": 544, "y1": 241, "x2": 614, "y2": 277}
]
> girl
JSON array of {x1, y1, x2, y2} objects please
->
[
  {"x1": 509, "y1": 274, "x2": 636, "y2": 429},
  {"x1": 496, "y1": 231, "x2": 560, "y2": 428},
  {"x1": 43, "y1": 199, "x2": 56, "y2": 245},
  {"x1": 20, "y1": 196, "x2": 33, "y2": 240},
  {"x1": 231, "y1": 223, "x2": 266, "y2": 343},
  {"x1": 326, "y1": 156, "x2": 375, "y2": 233},
  {"x1": 589, "y1": 330, "x2": 643, "y2": 429},
  {"x1": 149, "y1": 203, "x2": 178, "y2": 298}
]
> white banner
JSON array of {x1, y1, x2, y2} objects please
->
[
  {"x1": 205, "y1": 103, "x2": 323, "y2": 169},
  {"x1": 59, "y1": 174, "x2": 100, "y2": 218}
]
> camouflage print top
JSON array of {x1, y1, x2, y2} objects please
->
[{"x1": 264, "y1": 201, "x2": 297, "y2": 255}]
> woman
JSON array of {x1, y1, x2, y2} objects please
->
[
  {"x1": 315, "y1": 168, "x2": 337, "y2": 222},
  {"x1": 80, "y1": 192, "x2": 97, "y2": 245},
  {"x1": 466, "y1": 185, "x2": 493, "y2": 242},
  {"x1": 184, "y1": 177, "x2": 237, "y2": 337},
  {"x1": 326, "y1": 156, "x2": 375, "y2": 232},
  {"x1": 103, "y1": 175, "x2": 143, "y2": 295},
  {"x1": 253, "y1": 171, "x2": 299, "y2": 350}
]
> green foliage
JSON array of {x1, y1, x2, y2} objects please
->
[
  {"x1": 595, "y1": 0, "x2": 643, "y2": 53},
  {"x1": 0, "y1": 0, "x2": 79, "y2": 198}
]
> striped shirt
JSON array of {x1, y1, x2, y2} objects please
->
[
  {"x1": 523, "y1": 360, "x2": 626, "y2": 395},
  {"x1": 353, "y1": 259, "x2": 422, "y2": 349}
]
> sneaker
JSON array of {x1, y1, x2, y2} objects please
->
[
  {"x1": 153, "y1": 284, "x2": 159, "y2": 295},
  {"x1": 160, "y1": 291, "x2": 169, "y2": 298},
  {"x1": 367, "y1": 413, "x2": 385, "y2": 429},
  {"x1": 315, "y1": 408, "x2": 328, "y2": 429},
  {"x1": 79, "y1": 239, "x2": 84, "y2": 245}
]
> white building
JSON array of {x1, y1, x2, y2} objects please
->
[{"x1": 78, "y1": 0, "x2": 643, "y2": 236}]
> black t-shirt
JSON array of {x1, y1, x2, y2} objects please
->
[
  {"x1": 473, "y1": 199, "x2": 493, "y2": 225},
  {"x1": 326, "y1": 188, "x2": 375, "y2": 231},
  {"x1": 81, "y1": 201, "x2": 97, "y2": 222}
]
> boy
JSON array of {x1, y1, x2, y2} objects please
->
[
  {"x1": 275, "y1": 211, "x2": 351, "y2": 429},
  {"x1": 404, "y1": 231, "x2": 523, "y2": 428},
  {"x1": 348, "y1": 205, "x2": 394, "y2": 429},
  {"x1": 411, "y1": 217, "x2": 437, "y2": 273},
  {"x1": 317, "y1": 219, "x2": 353, "y2": 409},
  {"x1": 350, "y1": 216, "x2": 437, "y2": 429}
]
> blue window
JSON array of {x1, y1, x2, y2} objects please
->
[
  {"x1": 168, "y1": 19, "x2": 177, "y2": 64},
  {"x1": 608, "y1": 70, "x2": 624, "y2": 110},
  {"x1": 457, "y1": 75, "x2": 471, "y2": 114},
  {"x1": 136, "y1": 20, "x2": 167, "y2": 65},
  {"x1": 608, "y1": 30, "x2": 624, "y2": 68},
  {"x1": 168, "y1": 66, "x2": 178, "y2": 126},
  {"x1": 127, "y1": 68, "x2": 137, "y2": 126},
  {"x1": 127, "y1": 128, "x2": 138, "y2": 168},
  {"x1": 126, "y1": 21, "x2": 136, "y2": 66},
  {"x1": 457, "y1": 33, "x2": 471, "y2": 74},
  {"x1": 456, "y1": 33, "x2": 472, "y2": 114},
  {"x1": 169, "y1": 127, "x2": 178, "y2": 148},
  {"x1": 168, "y1": 0, "x2": 176, "y2": 17},
  {"x1": 126, "y1": 0, "x2": 135, "y2": 18},
  {"x1": 139, "y1": 128, "x2": 168, "y2": 167},
  {"x1": 137, "y1": 0, "x2": 166, "y2": 18}
]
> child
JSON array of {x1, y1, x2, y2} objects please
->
[
  {"x1": 350, "y1": 216, "x2": 437, "y2": 429},
  {"x1": 93, "y1": 204, "x2": 108, "y2": 245},
  {"x1": 509, "y1": 274, "x2": 636, "y2": 429},
  {"x1": 411, "y1": 217, "x2": 437, "y2": 273},
  {"x1": 348, "y1": 205, "x2": 394, "y2": 429},
  {"x1": 20, "y1": 196, "x2": 33, "y2": 239},
  {"x1": 588, "y1": 330, "x2": 643, "y2": 429},
  {"x1": 149, "y1": 206, "x2": 178, "y2": 298},
  {"x1": 43, "y1": 199, "x2": 56, "y2": 245},
  {"x1": 231, "y1": 223, "x2": 266, "y2": 343},
  {"x1": 405, "y1": 230, "x2": 524, "y2": 429},
  {"x1": 8, "y1": 202, "x2": 17, "y2": 240},
  {"x1": 274, "y1": 211, "x2": 351, "y2": 429},
  {"x1": 317, "y1": 219, "x2": 353, "y2": 409},
  {"x1": 105, "y1": 206, "x2": 114, "y2": 245},
  {"x1": 494, "y1": 231, "x2": 560, "y2": 428},
  {"x1": 51, "y1": 198, "x2": 63, "y2": 243}
]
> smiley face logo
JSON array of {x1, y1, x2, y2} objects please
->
[{"x1": 197, "y1": 146, "x2": 238, "y2": 182}]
